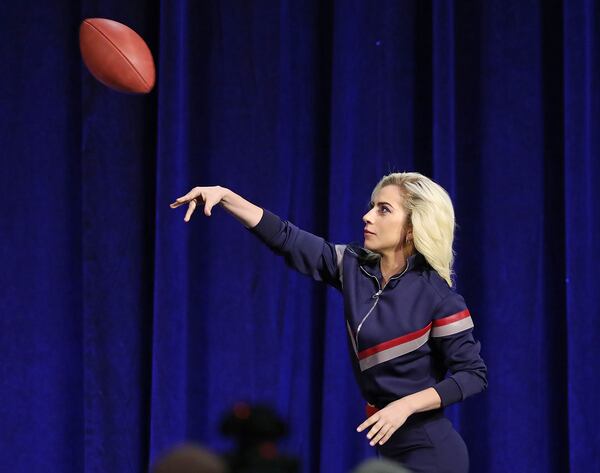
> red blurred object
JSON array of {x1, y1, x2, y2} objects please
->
[
  {"x1": 79, "y1": 18, "x2": 155, "y2": 94},
  {"x1": 233, "y1": 402, "x2": 251, "y2": 420},
  {"x1": 258, "y1": 442, "x2": 278, "y2": 460}
]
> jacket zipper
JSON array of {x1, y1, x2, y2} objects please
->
[{"x1": 355, "y1": 263, "x2": 410, "y2": 349}]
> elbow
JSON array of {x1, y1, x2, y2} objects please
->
[
  {"x1": 474, "y1": 366, "x2": 488, "y2": 397},
  {"x1": 467, "y1": 360, "x2": 488, "y2": 396},
  {"x1": 475, "y1": 367, "x2": 488, "y2": 394},
  {"x1": 454, "y1": 365, "x2": 488, "y2": 400}
]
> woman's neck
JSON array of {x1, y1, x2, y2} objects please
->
[{"x1": 380, "y1": 251, "x2": 408, "y2": 285}]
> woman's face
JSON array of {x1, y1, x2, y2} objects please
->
[{"x1": 362, "y1": 185, "x2": 412, "y2": 254}]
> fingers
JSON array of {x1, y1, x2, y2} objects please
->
[
  {"x1": 170, "y1": 188, "x2": 219, "y2": 220},
  {"x1": 370, "y1": 423, "x2": 393, "y2": 446},
  {"x1": 379, "y1": 426, "x2": 397, "y2": 445},
  {"x1": 366, "y1": 419, "x2": 386, "y2": 443},
  {"x1": 169, "y1": 187, "x2": 215, "y2": 222},
  {"x1": 203, "y1": 198, "x2": 216, "y2": 217},
  {"x1": 357, "y1": 413, "x2": 400, "y2": 447},
  {"x1": 170, "y1": 195, "x2": 193, "y2": 209},
  {"x1": 184, "y1": 199, "x2": 197, "y2": 222},
  {"x1": 357, "y1": 414, "x2": 379, "y2": 433},
  {"x1": 170, "y1": 188, "x2": 200, "y2": 208},
  {"x1": 170, "y1": 197, "x2": 188, "y2": 209}
]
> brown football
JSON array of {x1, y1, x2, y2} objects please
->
[{"x1": 79, "y1": 18, "x2": 155, "y2": 94}]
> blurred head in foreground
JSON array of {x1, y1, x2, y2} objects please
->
[
  {"x1": 151, "y1": 443, "x2": 226, "y2": 473},
  {"x1": 351, "y1": 458, "x2": 413, "y2": 473}
]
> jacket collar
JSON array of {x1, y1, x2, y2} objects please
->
[{"x1": 358, "y1": 250, "x2": 426, "y2": 280}]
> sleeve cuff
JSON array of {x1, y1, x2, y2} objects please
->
[
  {"x1": 248, "y1": 208, "x2": 284, "y2": 243},
  {"x1": 432, "y1": 377, "x2": 463, "y2": 407}
]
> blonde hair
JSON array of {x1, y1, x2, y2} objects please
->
[{"x1": 371, "y1": 172, "x2": 456, "y2": 287}]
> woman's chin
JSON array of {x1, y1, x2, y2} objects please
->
[{"x1": 363, "y1": 241, "x2": 376, "y2": 251}]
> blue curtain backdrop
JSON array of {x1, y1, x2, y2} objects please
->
[{"x1": 1, "y1": 1, "x2": 598, "y2": 472}]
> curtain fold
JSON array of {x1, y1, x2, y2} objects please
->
[{"x1": 564, "y1": 1, "x2": 600, "y2": 471}]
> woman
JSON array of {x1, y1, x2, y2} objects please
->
[{"x1": 170, "y1": 172, "x2": 487, "y2": 473}]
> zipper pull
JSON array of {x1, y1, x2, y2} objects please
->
[{"x1": 372, "y1": 289, "x2": 383, "y2": 299}]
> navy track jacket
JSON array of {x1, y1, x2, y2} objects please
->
[{"x1": 250, "y1": 209, "x2": 488, "y2": 409}]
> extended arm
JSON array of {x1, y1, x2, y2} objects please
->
[{"x1": 170, "y1": 186, "x2": 344, "y2": 289}]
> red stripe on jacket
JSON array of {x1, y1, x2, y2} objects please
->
[
  {"x1": 358, "y1": 323, "x2": 432, "y2": 360},
  {"x1": 432, "y1": 309, "x2": 471, "y2": 327}
]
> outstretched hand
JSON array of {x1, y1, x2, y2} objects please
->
[
  {"x1": 170, "y1": 186, "x2": 227, "y2": 222},
  {"x1": 356, "y1": 399, "x2": 413, "y2": 447}
]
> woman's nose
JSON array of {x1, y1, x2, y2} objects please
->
[{"x1": 362, "y1": 210, "x2": 373, "y2": 224}]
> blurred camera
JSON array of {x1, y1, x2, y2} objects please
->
[{"x1": 220, "y1": 402, "x2": 299, "y2": 473}]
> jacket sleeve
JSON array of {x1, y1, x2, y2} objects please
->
[
  {"x1": 429, "y1": 291, "x2": 488, "y2": 407},
  {"x1": 248, "y1": 208, "x2": 344, "y2": 291}
]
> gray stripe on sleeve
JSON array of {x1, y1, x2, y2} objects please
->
[
  {"x1": 431, "y1": 317, "x2": 474, "y2": 337},
  {"x1": 335, "y1": 244, "x2": 347, "y2": 289}
]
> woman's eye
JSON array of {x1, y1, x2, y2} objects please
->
[{"x1": 380, "y1": 207, "x2": 390, "y2": 213}]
